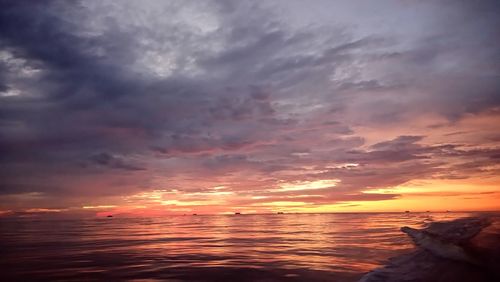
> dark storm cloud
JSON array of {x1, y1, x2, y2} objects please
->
[
  {"x1": 88, "y1": 152, "x2": 145, "y2": 171},
  {"x1": 0, "y1": 0, "x2": 499, "y2": 211},
  {"x1": 0, "y1": 0, "x2": 297, "y2": 199}
]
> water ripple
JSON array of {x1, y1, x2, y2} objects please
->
[{"x1": 0, "y1": 212, "x2": 475, "y2": 281}]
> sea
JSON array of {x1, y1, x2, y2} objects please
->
[{"x1": 0, "y1": 212, "x2": 481, "y2": 281}]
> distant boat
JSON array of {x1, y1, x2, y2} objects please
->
[
  {"x1": 277, "y1": 212, "x2": 284, "y2": 214},
  {"x1": 192, "y1": 213, "x2": 197, "y2": 216},
  {"x1": 235, "y1": 212, "x2": 241, "y2": 215},
  {"x1": 107, "y1": 215, "x2": 113, "y2": 218},
  {"x1": 405, "y1": 211, "x2": 410, "y2": 213}
]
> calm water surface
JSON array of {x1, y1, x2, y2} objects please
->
[{"x1": 0, "y1": 212, "x2": 477, "y2": 281}]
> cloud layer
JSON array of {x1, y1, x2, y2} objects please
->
[{"x1": 1, "y1": 0, "x2": 499, "y2": 215}]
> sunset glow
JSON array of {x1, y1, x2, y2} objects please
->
[{"x1": 1, "y1": 0, "x2": 499, "y2": 218}]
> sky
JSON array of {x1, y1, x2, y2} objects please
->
[{"x1": 1, "y1": 0, "x2": 499, "y2": 217}]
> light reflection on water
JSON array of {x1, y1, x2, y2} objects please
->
[{"x1": 0, "y1": 212, "x2": 475, "y2": 281}]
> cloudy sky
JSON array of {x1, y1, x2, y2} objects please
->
[{"x1": 1, "y1": 0, "x2": 499, "y2": 217}]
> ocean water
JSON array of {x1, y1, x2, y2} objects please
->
[{"x1": 0, "y1": 212, "x2": 477, "y2": 281}]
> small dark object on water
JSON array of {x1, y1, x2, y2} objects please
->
[
  {"x1": 235, "y1": 212, "x2": 241, "y2": 215},
  {"x1": 107, "y1": 215, "x2": 113, "y2": 218},
  {"x1": 405, "y1": 210, "x2": 410, "y2": 213},
  {"x1": 277, "y1": 212, "x2": 284, "y2": 214},
  {"x1": 192, "y1": 213, "x2": 197, "y2": 216}
]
